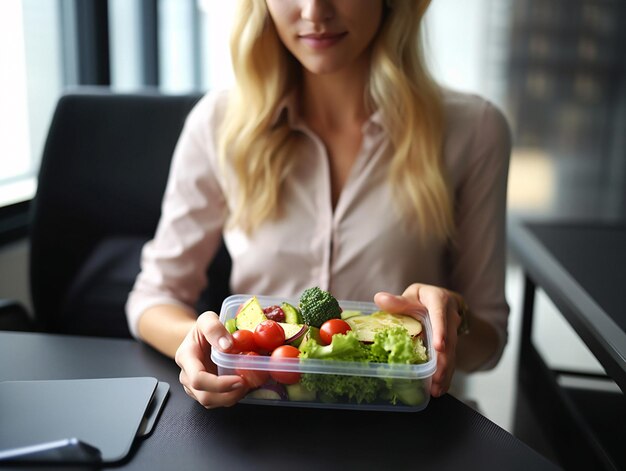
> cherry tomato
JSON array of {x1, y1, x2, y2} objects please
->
[
  {"x1": 254, "y1": 320, "x2": 285, "y2": 351},
  {"x1": 319, "y1": 319, "x2": 352, "y2": 345},
  {"x1": 235, "y1": 351, "x2": 269, "y2": 388},
  {"x1": 269, "y1": 345, "x2": 301, "y2": 384},
  {"x1": 231, "y1": 329, "x2": 257, "y2": 353}
]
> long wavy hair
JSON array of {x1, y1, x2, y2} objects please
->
[{"x1": 219, "y1": 0, "x2": 453, "y2": 241}]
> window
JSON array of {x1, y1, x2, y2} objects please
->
[
  {"x1": 108, "y1": 0, "x2": 146, "y2": 90},
  {"x1": 197, "y1": 0, "x2": 236, "y2": 91},
  {"x1": 0, "y1": 0, "x2": 63, "y2": 206}
]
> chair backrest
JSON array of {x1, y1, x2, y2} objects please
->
[{"x1": 29, "y1": 89, "x2": 231, "y2": 336}]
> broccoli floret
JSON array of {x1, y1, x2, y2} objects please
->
[{"x1": 299, "y1": 287, "x2": 342, "y2": 328}]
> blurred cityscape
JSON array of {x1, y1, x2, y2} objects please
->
[{"x1": 504, "y1": 0, "x2": 626, "y2": 221}]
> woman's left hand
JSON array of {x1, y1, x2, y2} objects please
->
[{"x1": 374, "y1": 283, "x2": 464, "y2": 398}]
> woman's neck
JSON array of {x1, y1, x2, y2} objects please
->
[{"x1": 300, "y1": 63, "x2": 370, "y2": 131}]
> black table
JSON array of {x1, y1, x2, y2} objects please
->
[
  {"x1": 0, "y1": 331, "x2": 558, "y2": 470},
  {"x1": 508, "y1": 218, "x2": 626, "y2": 471}
]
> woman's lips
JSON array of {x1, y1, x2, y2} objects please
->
[{"x1": 299, "y1": 32, "x2": 347, "y2": 49}]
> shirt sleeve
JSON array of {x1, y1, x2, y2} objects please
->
[
  {"x1": 125, "y1": 92, "x2": 228, "y2": 339},
  {"x1": 449, "y1": 100, "x2": 512, "y2": 370}
]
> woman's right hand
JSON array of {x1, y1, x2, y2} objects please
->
[{"x1": 175, "y1": 311, "x2": 248, "y2": 408}]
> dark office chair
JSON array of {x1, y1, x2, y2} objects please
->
[{"x1": 0, "y1": 89, "x2": 232, "y2": 338}]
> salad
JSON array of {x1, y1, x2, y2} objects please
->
[{"x1": 216, "y1": 287, "x2": 432, "y2": 408}]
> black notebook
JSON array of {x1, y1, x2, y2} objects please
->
[{"x1": 0, "y1": 377, "x2": 169, "y2": 464}]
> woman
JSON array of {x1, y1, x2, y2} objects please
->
[{"x1": 127, "y1": 0, "x2": 511, "y2": 408}]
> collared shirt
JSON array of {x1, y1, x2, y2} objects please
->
[{"x1": 126, "y1": 88, "x2": 511, "y2": 369}]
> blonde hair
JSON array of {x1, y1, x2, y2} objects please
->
[{"x1": 219, "y1": 0, "x2": 454, "y2": 241}]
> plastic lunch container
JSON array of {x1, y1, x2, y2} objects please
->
[{"x1": 211, "y1": 294, "x2": 437, "y2": 412}]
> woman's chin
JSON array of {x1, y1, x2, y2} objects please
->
[{"x1": 300, "y1": 59, "x2": 352, "y2": 77}]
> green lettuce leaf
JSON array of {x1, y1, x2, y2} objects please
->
[{"x1": 299, "y1": 330, "x2": 370, "y2": 362}]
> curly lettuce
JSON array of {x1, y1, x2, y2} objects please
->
[
  {"x1": 298, "y1": 326, "x2": 427, "y2": 405},
  {"x1": 300, "y1": 374, "x2": 382, "y2": 404},
  {"x1": 370, "y1": 326, "x2": 428, "y2": 364}
]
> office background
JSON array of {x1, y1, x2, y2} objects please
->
[{"x1": 0, "y1": 0, "x2": 624, "y2": 463}]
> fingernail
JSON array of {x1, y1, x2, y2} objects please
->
[
  {"x1": 218, "y1": 336, "x2": 231, "y2": 350},
  {"x1": 230, "y1": 382, "x2": 243, "y2": 390}
]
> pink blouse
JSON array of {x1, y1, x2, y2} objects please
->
[{"x1": 126, "y1": 88, "x2": 511, "y2": 370}]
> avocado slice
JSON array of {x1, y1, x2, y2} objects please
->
[
  {"x1": 235, "y1": 296, "x2": 267, "y2": 331},
  {"x1": 346, "y1": 311, "x2": 422, "y2": 342}
]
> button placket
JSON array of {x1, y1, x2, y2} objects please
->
[{"x1": 301, "y1": 128, "x2": 333, "y2": 291}]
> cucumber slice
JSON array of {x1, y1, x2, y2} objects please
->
[
  {"x1": 340, "y1": 310, "x2": 363, "y2": 320},
  {"x1": 281, "y1": 302, "x2": 302, "y2": 324},
  {"x1": 247, "y1": 384, "x2": 287, "y2": 401},
  {"x1": 224, "y1": 318, "x2": 237, "y2": 334},
  {"x1": 298, "y1": 326, "x2": 322, "y2": 352},
  {"x1": 388, "y1": 379, "x2": 424, "y2": 406},
  {"x1": 286, "y1": 383, "x2": 316, "y2": 402}
]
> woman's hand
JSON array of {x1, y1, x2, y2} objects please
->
[
  {"x1": 175, "y1": 311, "x2": 248, "y2": 408},
  {"x1": 374, "y1": 284, "x2": 464, "y2": 398}
]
